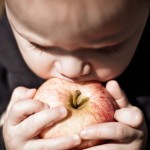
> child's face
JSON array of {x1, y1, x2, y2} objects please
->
[{"x1": 5, "y1": 0, "x2": 149, "y2": 82}]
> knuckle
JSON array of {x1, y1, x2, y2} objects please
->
[
  {"x1": 3, "y1": 123, "x2": 19, "y2": 146},
  {"x1": 30, "y1": 100, "x2": 49, "y2": 112},
  {"x1": 12, "y1": 86, "x2": 25, "y2": 98},
  {"x1": 132, "y1": 106, "x2": 143, "y2": 114},
  {"x1": 13, "y1": 86, "x2": 24, "y2": 93},
  {"x1": 19, "y1": 117, "x2": 34, "y2": 134},
  {"x1": 35, "y1": 100, "x2": 49, "y2": 109},
  {"x1": 116, "y1": 123, "x2": 126, "y2": 140},
  {"x1": 11, "y1": 101, "x2": 22, "y2": 113},
  {"x1": 40, "y1": 109, "x2": 55, "y2": 123}
]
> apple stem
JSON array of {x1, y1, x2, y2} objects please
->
[
  {"x1": 73, "y1": 90, "x2": 81, "y2": 108},
  {"x1": 72, "y1": 90, "x2": 89, "y2": 109}
]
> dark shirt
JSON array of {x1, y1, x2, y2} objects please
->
[{"x1": 0, "y1": 13, "x2": 150, "y2": 149}]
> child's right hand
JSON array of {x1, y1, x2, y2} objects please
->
[{"x1": 3, "y1": 87, "x2": 81, "y2": 150}]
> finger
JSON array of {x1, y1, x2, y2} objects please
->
[
  {"x1": 25, "y1": 135, "x2": 81, "y2": 150},
  {"x1": 0, "y1": 112, "x2": 5, "y2": 126},
  {"x1": 106, "y1": 80, "x2": 131, "y2": 108},
  {"x1": 84, "y1": 143, "x2": 127, "y2": 150},
  {"x1": 8, "y1": 99, "x2": 49, "y2": 125},
  {"x1": 17, "y1": 106, "x2": 68, "y2": 138},
  {"x1": 80, "y1": 122, "x2": 139, "y2": 142},
  {"x1": 6, "y1": 87, "x2": 36, "y2": 118},
  {"x1": 114, "y1": 106, "x2": 144, "y2": 128}
]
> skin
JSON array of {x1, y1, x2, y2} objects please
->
[{"x1": 1, "y1": 0, "x2": 150, "y2": 149}]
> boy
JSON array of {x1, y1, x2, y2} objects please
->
[{"x1": 0, "y1": 0, "x2": 150, "y2": 149}]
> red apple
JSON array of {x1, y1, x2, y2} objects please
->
[{"x1": 34, "y1": 78, "x2": 117, "y2": 149}]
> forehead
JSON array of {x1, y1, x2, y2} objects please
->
[
  {"x1": 5, "y1": 0, "x2": 144, "y2": 47},
  {"x1": 6, "y1": 0, "x2": 124, "y2": 27}
]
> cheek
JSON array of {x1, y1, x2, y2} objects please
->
[
  {"x1": 11, "y1": 26, "x2": 56, "y2": 79},
  {"x1": 20, "y1": 49, "x2": 56, "y2": 78},
  {"x1": 95, "y1": 64, "x2": 125, "y2": 82},
  {"x1": 91, "y1": 52, "x2": 134, "y2": 82}
]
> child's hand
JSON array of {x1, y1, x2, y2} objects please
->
[
  {"x1": 3, "y1": 87, "x2": 81, "y2": 150},
  {"x1": 80, "y1": 80, "x2": 147, "y2": 150}
]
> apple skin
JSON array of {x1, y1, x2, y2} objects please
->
[{"x1": 34, "y1": 78, "x2": 117, "y2": 149}]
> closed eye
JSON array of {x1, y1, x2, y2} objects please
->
[
  {"x1": 30, "y1": 42, "x2": 55, "y2": 52},
  {"x1": 97, "y1": 46, "x2": 121, "y2": 55},
  {"x1": 29, "y1": 41, "x2": 121, "y2": 56}
]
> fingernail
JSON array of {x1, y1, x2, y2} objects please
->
[
  {"x1": 72, "y1": 134, "x2": 81, "y2": 145},
  {"x1": 59, "y1": 106, "x2": 67, "y2": 117}
]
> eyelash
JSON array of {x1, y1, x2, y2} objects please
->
[
  {"x1": 29, "y1": 42, "x2": 51, "y2": 53},
  {"x1": 29, "y1": 42, "x2": 120, "y2": 55},
  {"x1": 98, "y1": 46, "x2": 120, "y2": 55}
]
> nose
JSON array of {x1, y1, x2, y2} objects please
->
[{"x1": 55, "y1": 56, "x2": 91, "y2": 79}]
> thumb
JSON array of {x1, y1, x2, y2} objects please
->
[
  {"x1": 106, "y1": 80, "x2": 131, "y2": 109},
  {"x1": 114, "y1": 107, "x2": 144, "y2": 128},
  {"x1": 106, "y1": 80, "x2": 144, "y2": 128}
]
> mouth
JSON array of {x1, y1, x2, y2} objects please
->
[{"x1": 50, "y1": 76, "x2": 106, "y2": 87}]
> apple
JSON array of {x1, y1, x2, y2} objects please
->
[{"x1": 34, "y1": 78, "x2": 117, "y2": 149}]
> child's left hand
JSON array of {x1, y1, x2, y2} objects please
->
[{"x1": 80, "y1": 80, "x2": 147, "y2": 150}]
